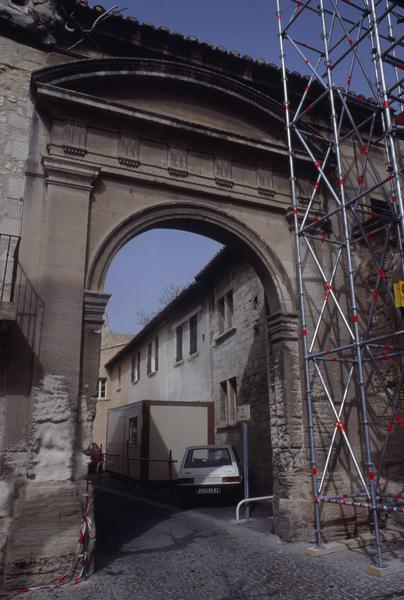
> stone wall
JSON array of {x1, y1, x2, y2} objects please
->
[
  {"x1": 0, "y1": 37, "x2": 46, "y2": 237},
  {"x1": 211, "y1": 258, "x2": 271, "y2": 496}
]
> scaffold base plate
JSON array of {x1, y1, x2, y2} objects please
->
[
  {"x1": 306, "y1": 531, "x2": 403, "y2": 559},
  {"x1": 304, "y1": 543, "x2": 345, "y2": 557},
  {"x1": 368, "y1": 560, "x2": 403, "y2": 577}
]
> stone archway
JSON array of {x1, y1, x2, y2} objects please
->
[
  {"x1": 3, "y1": 55, "x2": 315, "y2": 585},
  {"x1": 82, "y1": 200, "x2": 309, "y2": 541}
]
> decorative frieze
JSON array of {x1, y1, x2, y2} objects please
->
[
  {"x1": 168, "y1": 144, "x2": 188, "y2": 177},
  {"x1": 257, "y1": 167, "x2": 275, "y2": 198},
  {"x1": 214, "y1": 156, "x2": 233, "y2": 188},
  {"x1": 118, "y1": 134, "x2": 140, "y2": 168},
  {"x1": 63, "y1": 122, "x2": 87, "y2": 157}
]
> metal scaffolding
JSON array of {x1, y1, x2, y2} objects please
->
[{"x1": 276, "y1": 0, "x2": 404, "y2": 567}]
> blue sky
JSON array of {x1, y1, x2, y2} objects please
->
[
  {"x1": 105, "y1": 231, "x2": 222, "y2": 333},
  {"x1": 90, "y1": 0, "x2": 281, "y2": 62}
]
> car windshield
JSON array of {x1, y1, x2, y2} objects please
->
[{"x1": 184, "y1": 447, "x2": 232, "y2": 469}]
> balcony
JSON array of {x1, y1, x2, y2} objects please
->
[{"x1": 0, "y1": 234, "x2": 44, "y2": 356}]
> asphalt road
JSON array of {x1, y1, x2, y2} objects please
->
[{"x1": 8, "y1": 482, "x2": 404, "y2": 600}]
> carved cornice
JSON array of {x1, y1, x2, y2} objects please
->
[
  {"x1": 42, "y1": 156, "x2": 99, "y2": 191},
  {"x1": 83, "y1": 290, "x2": 111, "y2": 325},
  {"x1": 30, "y1": 58, "x2": 285, "y2": 126}
]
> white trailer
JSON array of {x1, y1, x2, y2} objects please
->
[{"x1": 106, "y1": 400, "x2": 214, "y2": 482}]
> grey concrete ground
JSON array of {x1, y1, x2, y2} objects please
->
[{"x1": 7, "y1": 479, "x2": 404, "y2": 600}]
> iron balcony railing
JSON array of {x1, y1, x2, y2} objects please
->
[
  {"x1": 15, "y1": 263, "x2": 45, "y2": 356},
  {"x1": 0, "y1": 233, "x2": 20, "y2": 302},
  {"x1": 0, "y1": 233, "x2": 44, "y2": 356}
]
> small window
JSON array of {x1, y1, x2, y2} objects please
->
[
  {"x1": 189, "y1": 314, "x2": 198, "y2": 355},
  {"x1": 176, "y1": 325, "x2": 183, "y2": 362},
  {"x1": 147, "y1": 337, "x2": 159, "y2": 375},
  {"x1": 97, "y1": 377, "x2": 107, "y2": 400},
  {"x1": 147, "y1": 342, "x2": 152, "y2": 374},
  {"x1": 217, "y1": 290, "x2": 234, "y2": 334},
  {"x1": 117, "y1": 364, "x2": 121, "y2": 389},
  {"x1": 220, "y1": 377, "x2": 237, "y2": 426},
  {"x1": 131, "y1": 352, "x2": 140, "y2": 384},
  {"x1": 154, "y1": 336, "x2": 159, "y2": 371},
  {"x1": 128, "y1": 417, "x2": 138, "y2": 447}
]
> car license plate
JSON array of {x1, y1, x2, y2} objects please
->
[{"x1": 196, "y1": 487, "x2": 221, "y2": 494}]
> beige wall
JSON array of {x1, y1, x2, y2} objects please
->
[
  {"x1": 92, "y1": 329, "x2": 132, "y2": 450},
  {"x1": 93, "y1": 296, "x2": 213, "y2": 447}
]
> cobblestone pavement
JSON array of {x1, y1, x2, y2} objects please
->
[{"x1": 8, "y1": 482, "x2": 404, "y2": 600}]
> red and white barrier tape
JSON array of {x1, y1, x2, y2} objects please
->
[{"x1": 8, "y1": 493, "x2": 92, "y2": 595}]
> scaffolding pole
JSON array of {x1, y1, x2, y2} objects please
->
[{"x1": 277, "y1": 0, "x2": 404, "y2": 568}]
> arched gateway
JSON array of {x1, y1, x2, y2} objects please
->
[{"x1": 3, "y1": 55, "x2": 313, "y2": 585}]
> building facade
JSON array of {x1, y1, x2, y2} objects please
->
[
  {"x1": 94, "y1": 249, "x2": 271, "y2": 495},
  {"x1": 0, "y1": 0, "x2": 401, "y2": 588}
]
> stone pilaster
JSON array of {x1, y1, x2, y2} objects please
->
[
  {"x1": 2, "y1": 157, "x2": 100, "y2": 588},
  {"x1": 76, "y1": 291, "x2": 110, "y2": 478},
  {"x1": 266, "y1": 311, "x2": 312, "y2": 541},
  {"x1": 39, "y1": 156, "x2": 99, "y2": 384}
]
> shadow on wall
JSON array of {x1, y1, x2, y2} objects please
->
[
  {"x1": 216, "y1": 303, "x2": 273, "y2": 497},
  {"x1": 0, "y1": 322, "x2": 43, "y2": 476}
]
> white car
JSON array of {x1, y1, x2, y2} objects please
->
[{"x1": 177, "y1": 445, "x2": 242, "y2": 502}]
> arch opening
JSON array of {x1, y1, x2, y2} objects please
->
[
  {"x1": 87, "y1": 201, "x2": 296, "y2": 318},
  {"x1": 86, "y1": 200, "x2": 304, "y2": 556}
]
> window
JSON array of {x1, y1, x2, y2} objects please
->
[
  {"x1": 147, "y1": 342, "x2": 152, "y2": 374},
  {"x1": 217, "y1": 290, "x2": 234, "y2": 334},
  {"x1": 97, "y1": 377, "x2": 107, "y2": 399},
  {"x1": 189, "y1": 314, "x2": 198, "y2": 355},
  {"x1": 219, "y1": 377, "x2": 237, "y2": 426},
  {"x1": 117, "y1": 364, "x2": 121, "y2": 389},
  {"x1": 147, "y1": 336, "x2": 159, "y2": 375},
  {"x1": 131, "y1": 352, "x2": 140, "y2": 384},
  {"x1": 128, "y1": 417, "x2": 138, "y2": 447},
  {"x1": 184, "y1": 447, "x2": 231, "y2": 469},
  {"x1": 176, "y1": 325, "x2": 183, "y2": 362}
]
